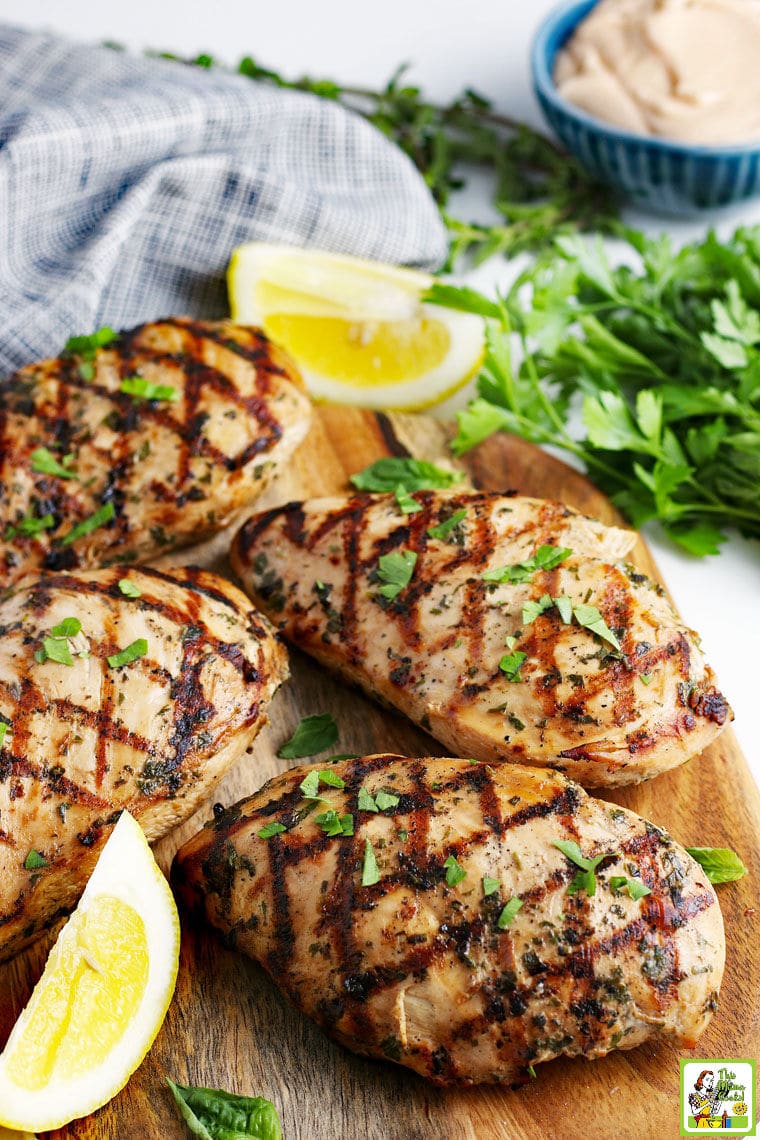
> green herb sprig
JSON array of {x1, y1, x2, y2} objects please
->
[
  {"x1": 277, "y1": 714, "x2": 339, "y2": 759},
  {"x1": 166, "y1": 1077, "x2": 282, "y2": 1140}
]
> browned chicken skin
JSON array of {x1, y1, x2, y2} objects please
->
[
  {"x1": 0, "y1": 319, "x2": 311, "y2": 586},
  {"x1": 173, "y1": 755, "x2": 724, "y2": 1086},
  {"x1": 0, "y1": 564, "x2": 288, "y2": 961},
  {"x1": 231, "y1": 490, "x2": 731, "y2": 786}
]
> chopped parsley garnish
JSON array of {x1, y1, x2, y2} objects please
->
[
  {"x1": 350, "y1": 457, "x2": 463, "y2": 493},
  {"x1": 377, "y1": 549, "x2": 417, "y2": 601},
  {"x1": 258, "y1": 821, "x2": 286, "y2": 839},
  {"x1": 553, "y1": 595, "x2": 573, "y2": 624},
  {"x1": 427, "y1": 508, "x2": 467, "y2": 541},
  {"x1": 394, "y1": 486, "x2": 422, "y2": 515},
  {"x1": 443, "y1": 854, "x2": 467, "y2": 886},
  {"x1": 519, "y1": 594, "x2": 622, "y2": 651},
  {"x1": 277, "y1": 714, "x2": 339, "y2": 759},
  {"x1": 107, "y1": 638, "x2": 148, "y2": 669},
  {"x1": 375, "y1": 790, "x2": 400, "y2": 811},
  {"x1": 499, "y1": 650, "x2": 527, "y2": 682},
  {"x1": 61, "y1": 501, "x2": 116, "y2": 545},
  {"x1": 65, "y1": 327, "x2": 117, "y2": 356},
  {"x1": 299, "y1": 768, "x2": 346, "y2": 798},
  {"x1": 24, "y1": 849, "x2": 47, "y2": 870},
  {"x1": 572, "y1": 604, "x2": 621, "y2": 651},
  {"x1": 553, "y1": 839, "x2": 615, "y2": 898},
  {"x1": 5, "y1": 513, "x2": 54, "y2": 539},
  {"x1": 362, "y1": 838, "x2": 380, "y2": 886},
  {"x1": 315, "y1": 810, "x2": 354, "y2": 837},
  {"x1": 0, "y1": 722, "x2": 9, "y2": 750},
  {"x1": 120, "y1": 375, "x2": 179, "y2": 402},
  {"x1": 482, "y1": 875, "x2": 500, "y2": 896},
  {"x1": 358, "y1": 787, "x2": 400, "y2": 813},
  {"x1": 497, "y1": 897, "x2": 523, "y2": 928},
  {"x1": 610, "y1": 875, "x2": 651, "y2": 900},
  {"x1": 522, "y1": 593, "x2": 553, "y2": 625},
  {"x1": 685, "y1": 846, "x2": 748, "y2": 884},
  {"x1": 34, "y1": 616, "x2": 84, "y2": 666},
  {"x1": 358, "y1": 787, "x2": 379, "y2": 812},
  {"x1": 30, "y1": 447, "x2": 79, "y2": 480},
  {"x1": 118, "y1": 578, "x2": 142, "y2": 598},
  {"x1": 483, "y1": 545, "x2": 572, "y2": 584}
]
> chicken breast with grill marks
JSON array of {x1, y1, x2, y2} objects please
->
[
  {"x1": 231, "y1": 490, "x2": 731, "y2": 787},
  {"x1": 0, "y1": 564, "x2": 288, "y2": 961},
  {"x1": 173, "y1": 755, "x2": 724, "y2": 1086},
  {"x1": 0, "y1": 318, "x2": 311, "y2": 587}
]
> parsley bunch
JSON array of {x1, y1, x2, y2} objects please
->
[{"x1": 428, "y1": 225, "x2": 760, "y2": 556}]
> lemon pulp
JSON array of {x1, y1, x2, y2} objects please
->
[
  {"x1": 263, "y1": 311, "x2": 451, "y2": 387},
  {"x1": 7, "y1": 896, "x2": 148, "y2": 1090}
]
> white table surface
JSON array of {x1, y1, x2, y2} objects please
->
[{"x1": 2, "y1": 0, "x2": 757, "y2": 783}]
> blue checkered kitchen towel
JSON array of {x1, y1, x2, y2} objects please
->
[{"x1": 0, "y1": 24, "x2": 448, "y2": 374}]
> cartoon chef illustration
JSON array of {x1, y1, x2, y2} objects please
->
[{"x1": 688, "y1": 1070, "x2": 723, "y2": 1128}]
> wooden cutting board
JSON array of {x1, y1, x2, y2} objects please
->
[{"x1": 3, "y1": 407, "x2": 758, "y2": 1140}]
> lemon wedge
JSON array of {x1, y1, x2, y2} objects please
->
[
  {"x1": 228, "y1": 243, "x2": 484, "y2": 410},
  {"x1": 0, "y1": 811, "x2": 180, "y2": 1132}
]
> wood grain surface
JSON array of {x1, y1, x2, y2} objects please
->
[{"x1": 3, "y1": 407, "x2": 758, "y2": 1140}]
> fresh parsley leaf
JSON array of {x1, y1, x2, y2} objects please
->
[
  {"x1": 350, "y1": 457, "x2": 463, "y2": 494},
  {"x1": 377, "y1": 549, "x2": 417, "y2": 601},
  {"x1": 5, "y1": 513, "x2": 54, "y2": 539},
  {"x1": 258, "y1": 822, "x2": 286, "y2": 839},
  {"x1": 394, "y1": 486, "x2": 422, "y2": 515},
  {"x1": 497, "y1": 897, "x2": 523, "y2": 928},
  {"x1": 120, "y1": 375, "x2": 180, "y2": 402},
  {"x1": 499, "y1": 650, "x2": 527, "y2": 682},
  {"x1": 118, "y1": 578, "x2": 142, "y2": 598},
  {"x1": 277, "y1": 714, "x2": 339, "y2": 759},
  {"x1": 358, "y1": 787, "x2": 379, "y2": 812},
  {"x1": 443, "y1": 854, "x2": 467, "y2": 886},
  {"x1": 426, "y1": 508, "x2": 467, "y2": 541},
  {"x1": 315, "y1": 810, "x2": 353, "y2": 837},
  {"x1": 166, "y1": 1077, "x2": 283, "y2": 1140},
  {"x1": 30, "y1": 447, "x2": 79, "y2": 480},
  {"x1": 375, "y1": 790, "x2": 400, "y2": 811},
  {"x1": 483, "y1": 545, "x2": 572, "y2": 584},
  {"x1": 482, "y1": 875, "x2": 500, "y2": 896},
  {"x1": 610, "y1": 875, "x2": 652, "y2": 900},
  {"x1": 65, "y1": 327, "x2": 117, "y2": 356},
  {"x1": 107, "y1": 638, "x2": 148, "y2": 668},
  {"x1": 685, "y1": 846, "x2": 748, "y2": 884},
  {"x1": 362, "y1": 838, "x2": 380, "y2": 886},
  {"x1": 24, "y1": 849, "x2": 47, "y2": 870},
  {"x1": 572, "y1": 604, "x2": 621, "y2": 651},
  {"x1": 61, "y1": 501, "x2": 116, "y2": 545}
]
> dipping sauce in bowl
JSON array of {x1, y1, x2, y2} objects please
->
[{"x1": 554, "y1": 0, "x2": 760, "y2": 145}]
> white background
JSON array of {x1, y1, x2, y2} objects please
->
[{"x1": 1, "y1": 0, "x2": 757, "y2": 781}]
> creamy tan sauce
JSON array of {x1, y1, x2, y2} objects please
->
[{"x1": 554, "y1": 0, "x2": 760, "y2": 144}]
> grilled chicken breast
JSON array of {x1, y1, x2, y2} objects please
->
[
  {"x1": 231, "y1": 491, "x2": 730, "y2": 787},
  {"x1": 0, "y1": 319, "x2": 311, "y2": 587},
  {"x1": 174, "y1": 755, "x2": 724, "y2": 1086},
  {"x1": 0, "y1": 564, "x2": 287, "y2": 960}
]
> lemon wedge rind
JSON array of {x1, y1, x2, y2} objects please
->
[{"x1": 0, "y1": 811, "x2": 180, "y2": 1132}]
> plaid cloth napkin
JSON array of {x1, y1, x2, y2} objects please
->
[{"x1": 0, "y1": 25, "x2": 448, "y2": 374}]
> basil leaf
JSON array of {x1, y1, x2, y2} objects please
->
[
  {"x1": 522, "y1": 594, "x2": 553, "y2": 625},
  {"x1": 315, "y1": 810, "x2": 353, "y2": 837},
  {"x1": 499, "y1": 650, "x2": 527, "y2": 682},
  {"x1": 299, "y1": 770, "x2": 320, "y2": 799},
  {"x1": 358, "y1": 787, "x2": 378, "y2": 812},
  {"x1": 572, "y1": 603, "x2": 622, "y2": 651},
  {"x1": 30, "y1": 447, "x2": 79, "y2": 480},
  {"x1": 65, "y1": 327, "x2": 117, "y2": 357},
  {"x1": 350, "y1": 457, "x2": 463, "y2": 494},
  {"x1": 107, "y1": 638, "x2": 148, "y2": 669},
  {"x1": 277, "y1": 714, "x2": 339, "y2": 759},
  {"x1": 0, "y1": 722, "x2": 9, "y2": 750},
  {"x1": 426, "y1": 508, "x2": 467, "y2": 541},
  {"x1": 394, "y1": 486, "x2": 422, "y2": 515},
  {"x1": 5, "y1": 513, "x2": 55, "y2": 539},
  {"x1": 120, "y1": 375, "x2": 179, "y2": 402},
  {"x1": 482, "y1": 875, "x2": 500, "y2": 896},
  {"x1": 685, "y1": 846, "x2": 748, "y2": 884},
  {"x1": 376, "y1": 549, "x2": 417, "y2": 601},
  {"x1": 51, "y1": 617, "x2": 82, "y2": 638},
  {"x1": 483, "y1": 545, "x2": 572, "y2": 585},
  {"x1": 38, "y1": 636, "x2": 74, "y2": 666},
  {"x1": 61, "y1": 501, "x2": 116, "y2": 545},
  {"x1": 166, "y1": 1077, "x2": 282, "y2": 1140},
  {"x1": 610, "y1": 875, "x2": 652, "y2": 900},
  {"x1": 375, "y1": 790, "x2": 399, "y2": 811}
]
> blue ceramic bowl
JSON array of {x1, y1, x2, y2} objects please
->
[{"x1": 531, "y1": 0, "x2": 760, "y2": 213}]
